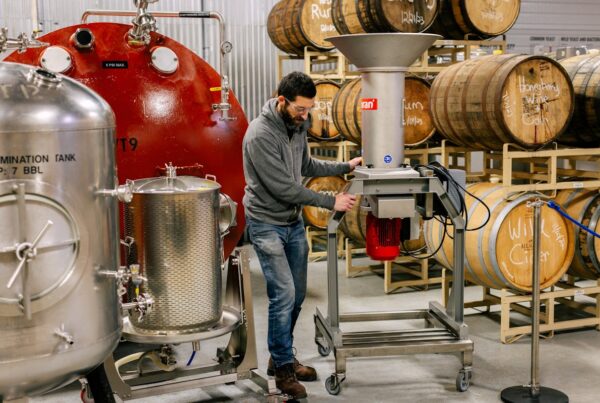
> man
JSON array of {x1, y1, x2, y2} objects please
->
[{"x1": 243, "y1": 71, "x2": 361, "y2": 399}]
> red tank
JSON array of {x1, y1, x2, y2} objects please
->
[{"x1": 6, "y1": 23, "x2": 248, "y2": 258}]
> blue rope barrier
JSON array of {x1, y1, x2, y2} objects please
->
[
  {"x1": 186, "y1": 350, "x2": 196, "y2": 366},
  {"x1": 546, "y1": 200, "x2": 600, "y2": 238}
]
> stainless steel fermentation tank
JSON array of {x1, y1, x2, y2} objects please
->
[
  {"x1": 0, "y1": 62, "x2": 123, "y2": 400},
  {"x1": 314, "y1": 34, "x2": 474, "y2": 396},
  {"x1": 121, "y1": 167, "x2": 238, "y2": 341},
  {"x1": 103, "y1": 168, "x2": 274, "y2": 400}
]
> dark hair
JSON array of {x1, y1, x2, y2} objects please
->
[{"x1": 277, "y1": 71, "x2": 316, "y2": 101}]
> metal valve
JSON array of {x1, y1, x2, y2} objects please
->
[
  {"x1": 97, "y1": 263, "x2": 148, "y2": 296},
  {"x1": 128, "y1": 0, "x2": 159, "y2": 46},
  {"x1": 122, "y1": 293, "x2": 154, "y2": 322},
  {"x1": 128, "y1": 264, "x2": 147, "y2": 287},
  {"x1": 96, "y1": 180, "x2": 133, "y2": 203},
  {"x1": 0, "y1": 27, "x2": 48, "y2": 53},
  {"x1": 212, "y1": 75, "x2": 235, "y2": 121},
  {"x1": 54, "y1": 323, "x2": 75, "y2": 345}
]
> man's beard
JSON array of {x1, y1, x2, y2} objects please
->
[{"x1": 281, "y1": 106, "x2": 306, "y2": 127}]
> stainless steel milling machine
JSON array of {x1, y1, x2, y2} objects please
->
[{"x1": 313, "y1": 33, "x2": 474, "y2": 396}]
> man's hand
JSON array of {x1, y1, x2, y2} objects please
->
[
  {"x1": 348, "y1": 157, "x2": 363, "y2": 171},
  {"x1": 334, "y1": 192, "x2": 356, "y2": 212}
]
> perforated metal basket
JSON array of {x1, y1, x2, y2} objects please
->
[{"x1": 125, "y1": 175, "x2": 222, "y2": 333}]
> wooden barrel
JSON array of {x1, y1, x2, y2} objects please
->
[
  {"x1": 303, "y1": 176, "x2": 347, "y2": 228},
  {"x1": 430, "y1": 54, "x2": 574, "y2": 150},
  {"x1": 404, "y1": 76, "x2": 436, "y2": 146},
  {"x1": 332, "y1": 78, "x2": 362, "y2": 144},
  {"x1": 332, "y1": 0, "x2": 366, "y2": 34},
  {"x1": 333, "y1": 0, "x2": 439, "y2": 34},
  {"x1": 267, "y1": 0, "x2": 337, "y2": 55},
  {"x1": 332, "y1": 76, "x2": 435, "y2": 146},
  {"x1": 428, "y1": 0, "x2": 520, "y2": 39},
  {"x1": 554, "y1": 189, "x2": 600, "y2": 279},
  {"x1": 339, "y1": 195, "x2": 367, "y2": 243},
  {"x1": 340, "y1": 197, "x2": 426, "y2": 253},
  {"x1": 558, "y1": 55, "x2": 600, "y2": 146},
  {"x1": 308, "y1": 80, "x2": 342, "y2": 141},
  {"x1": 424, "y1": 183, "x2": 575, "y2": 292}
]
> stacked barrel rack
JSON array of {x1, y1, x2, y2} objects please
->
[{"x1": 267, "y1": 0, "x2": 600, "y2": 341}]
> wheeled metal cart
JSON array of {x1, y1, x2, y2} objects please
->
[{"x1": 314, "y1": 170, "x2": 474, "y2": 395}]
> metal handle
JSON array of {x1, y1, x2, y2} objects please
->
[
  {"x1": 7, "y1": 220, "x2": 53, "y2": 289},
  {"x1": 219, "y1": 192, "x2": 237, "y2": 235}
]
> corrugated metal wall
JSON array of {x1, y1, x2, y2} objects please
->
[
  {"x1": 0, "y1": 0, "x2": 39, "y2": 37},
  {"x1": 2, "y1": 1, "x2": 600, "y2": 116},
  {"x1": 0, "y1": 0, "x2": 282, "y2": 119},
  {"x1": 505, "y1": 0, "x2": 600, "y2": 54}
]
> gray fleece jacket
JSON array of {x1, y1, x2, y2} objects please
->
[{"x1": 243, "y1": 99, "x2": 351, "y2": 225}]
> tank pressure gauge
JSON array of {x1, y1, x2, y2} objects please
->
[
  {"x1": 221, "y1": 41, "x2": 233, "y2": 54},
  {"x1": 150, "y1": 46, "x2": 178, "y2": 74}
]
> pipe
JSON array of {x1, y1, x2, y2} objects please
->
[
  {"x1": 137, "y1": 350, "x2": 176, "y2": 373},
  {"x1": 31, "y1": 0, "x2": 41, "y2": 36},
  {"x1": 114, "y1": 352, "x2": 144, "y2": 370},
  {"x1": 0, "y1": 27, "x2": 47, "y2": 53},
  {"x1": 80, "y1": 9, "x2": 232, "y2": 120},
  {"x1": 114, "y1": 350, "x2": 176, "y2": 375}
]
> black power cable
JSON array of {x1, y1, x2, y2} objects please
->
[{"x1": 403, "y1": 163, "x2": 492, "y2": 260}]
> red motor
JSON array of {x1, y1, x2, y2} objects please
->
[{"x1": 365, "y1": 212, "x2": 402, "y2": 261}]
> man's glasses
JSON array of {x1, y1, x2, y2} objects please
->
[{"x1": 284, "y1": 97, "x2": 314, "y2": 114}]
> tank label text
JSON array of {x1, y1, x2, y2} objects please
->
[
  {"x1": 55, "y1": 153, "x2": 77, "y2": 162},
  {"x1": 116, "y1": 137, "x2": 138, "y2": 152},
  {"x1": 0, "y1": 154, "x2": 49, "y2": 164},
  {"x1": 0, "y1": 153, "x2": 77, "y2": 177},
  {"x1": 102, "y1": 61, "x2": 128, "y2": 69}
]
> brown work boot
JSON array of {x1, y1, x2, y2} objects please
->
[
  {"x1": 267, "y1": 357, "x2": 318, "y2": 381},
  {"x1": 274, "y1": 363, "x2": 307, "y2": 399}
]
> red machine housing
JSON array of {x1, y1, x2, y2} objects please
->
[
  {"x1": 365, "y1": 212, "x2": 402, "y2": 261},
  {"x1": 6, "y1": 23, "x2": 248, "y2": 258}
]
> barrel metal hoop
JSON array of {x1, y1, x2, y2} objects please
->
[
  {"x1": 563, "y1": 189, "x2": 588, "y2": 272},
  {"x1": 440, "y1": 63, "x2": 465, "y2": 144},
  {"x1": 473, "y1": 186, "x2": 507, "y2": 289},
  {"x1": 586, "y1": 195, "x2": 600, "y2": 275},
  {"x1": 350, "y1": 79, "x2": 362, "y2": 142},
  {"x1": 461, "y1": 57, "x2": 493, "y2": 150},
  {"x1": 489, "y1": 194, "x2": 538, "y2": 291},
  {"x1": 495, "y1": 54, "x2": 527, "y2": 146}
]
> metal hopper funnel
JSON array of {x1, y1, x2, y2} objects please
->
[{"x1": 327, "y1": 33, "x2": 440, "y2": 168}]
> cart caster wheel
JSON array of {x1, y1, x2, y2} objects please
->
[
  {"x1": 325, "y1": 375, "x2": 341, "y2": 395},
  {"x1": 456, "y1": 369, "x2": 471, "y2": 392},
  {"x1": 317, "y1": 343, "x2": 330, "y2": 357}
]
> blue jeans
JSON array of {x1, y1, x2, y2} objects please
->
[{"x1": 246, "y1": 217, "x2": 309, "y2": 368}]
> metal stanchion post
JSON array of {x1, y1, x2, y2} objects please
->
[{"x1": 500, "y1": 199, "x2": 568, "y2": 403}]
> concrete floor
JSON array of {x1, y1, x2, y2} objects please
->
[{"x1": 32, "y1": 246, "x2": 600, "y2": 402}]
